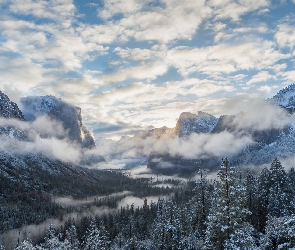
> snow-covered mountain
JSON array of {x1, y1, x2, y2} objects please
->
[
  {"x1": 0, "y1": 91, "x2": 24, "y2": 120},
  {"x1": 175, "y1": 111, "x2": 218, "y2": 137},
  {"x1": 270, "y1": 83, "x2": 295, "y2": 113},
  {"x1": 0, "y1": 91, "x2": 29, "y2": 141},
  {"x1": 21, "y1": 95, "x2": 95, "y2": 149},
  {"x1": 146, "y1": 85, "x2": 295, "y2": 173}
]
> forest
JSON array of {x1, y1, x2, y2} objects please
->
[{"x1": 1, "y1": 157, "x2": 295, "y2": 250}]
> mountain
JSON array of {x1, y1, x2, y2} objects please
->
[
  {"x1": 0, "y1": 91, "x2": 109, "y2": 235},
  {"x1": 175, "y1": 111, "x2": 218, "y2": 137},
  {"x1": 145, "y1": 85, "x2": 295, "y2": 174},
  {"x1": 0, "y1": 91, "x2": 29, "y2": 141},
  {"x1": 21, "y1": 95, "x2": 95, "y2": 149},
  {"x1": 270, "y1": 83, "x2": 295, "y2": 113},
  {"x1": 0, "y1": 91, "x2": 24, "y2": 120}
]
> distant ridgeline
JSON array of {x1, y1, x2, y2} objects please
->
[{"x1": 140, "y1": 84, "x2": 295, "y2": 174}]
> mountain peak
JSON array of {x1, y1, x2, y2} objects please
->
[
  {"x1": 175, "y1": 111, "x2": 218, "y2": 137},
  {"x1": 0, "y1": 91, "x2": 24, "y2": 120},
  {"x1": 21, "y1": 95, "x2": 95, "y2": 148},
  {"x1": 271, "y1": 84, "x2": 295, "y2": 112}
]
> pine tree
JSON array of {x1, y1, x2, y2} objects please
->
[
  {"x1": 65, "y1": 225, "x2": 80, "y2": 250},
  {"x1": 151, "y1": 199, "x2": 182, "y2": 249},
  {"x1": 82, "y1": 220, "x2": 109, "y2": 250},
  {"x1": 257, "y1": 167, "x2": 271, "y2": 232},
  {"x1": 288, "y1": 167, "x2": 295, "y2": 192},
  {"x1": 204, "y1": 158, "x2": 255, "y2": 250},
  {"x1": 41, "y1": 225, "x2": 65, "y2": 250},
  {"x1": 245, "y1": 172, "x2": 259, "y2": 230},
  {"x1": 223, "y1": 225, "x2": 259, "y2": 250},
  {"x1": 190, "y1": 170, "x2": 211, "y2": 238},
  {"x1": 15, "y1": 239, "x2": 36, "y2": 250},
  {"x1": 267, "y1": 158, "x2": 294, "y2": 217},
  {"x1": 0, "y1": 236, "x2": 4, "y2": 250}
]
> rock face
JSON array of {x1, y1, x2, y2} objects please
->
[
  {"x1": 21, "y1": 96, "x2": 95, "y2": 148},
  {"x1": 175, "y1": 111, "x2": 218, "y2": 137},
  {"x1": 0, "y1": 91, "x2": 24, "y2": 120},
  {"x1": 147, "y1": 84, "x2": 295, "y2": 174},
  {"x1": 0, "y1": 91, "x2": 28, "y2": 140}
]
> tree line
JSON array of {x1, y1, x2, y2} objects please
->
[{"x1": 3, "y1": 157, "x2": 295, "y2": 249}]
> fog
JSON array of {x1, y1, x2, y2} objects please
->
[
  {"x1": 89, "y1": 99, "x2": 295, "y2": 166},
  {"x1": 1, "y1": 193, "x2": 169, "y2": 250},
  {"x1": 0, "y1": 116, "x2": 81, "y2": 163}
]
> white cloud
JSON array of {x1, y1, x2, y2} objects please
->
[
  {"x1": 232, "y1": 100, "x2": 292, "y2": 131},
  {"x1": 208, "y1": 0, "x2": 270, "y2": 21},
  {"x1": 167, "y1": 41, "x2": 289, "y2": 76},
  {"x1": 114, "y1": 46, "x2": 166, "y2": 62},
  {"x1": 278, "y1": 70, "x2": 295, "y2": 82},
  {"x1": 247, "y1": 71, "x2": 275, "y2": 85},
  {"x1": 0, "y1": 56, "x2": 45, "y2": 93},
  {"x1": 101, "y1": 62, "x2": 168, "y2": 84},
  {"x1": 89, "y1": 0, "x2": 212, "y2": 44},
  {"x1": 258, "y1": 85, "x2": 273, "y2": 93},
  {"x1": 275, "y1": 23, "x2": 295, "y2": 49},
  {"x1": 8, "y1": 0, "x2": 76, "y2": 26}
]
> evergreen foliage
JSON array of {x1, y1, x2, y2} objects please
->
[{"x1": 3, "y1": 157, "x2": 295, "y2": 250}]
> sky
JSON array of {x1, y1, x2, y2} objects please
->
[{"x1": 0, "y1": 0, "x2": 295, "y2": 141}]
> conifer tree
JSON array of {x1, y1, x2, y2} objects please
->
[
  {"x1": 257, "y1": 167, "x2": 271, "y2": 232},
  {"x1": 0, "y1": 236, "x2": 4, "y2": 250},
  {"x1": 190, "y1": 170, "x2": 211, "y2": 238},
  {"x1": 268, "y1": 158, "x2": 294, "y2": 217},
  {"x1": 245, "y1": 172, "x2": 259, "y2": 229},
  {"x1": 14, "y1": 239, "x2": 36, "y2": 250},
  {"x1": 82, "y1": 220, "x2": 109, "y2": 250},
  {"x1": 65, "y1": 225, "x2": 80, "y2": 250},
  {"x1": 204, "y1": 158, "x2": 255, "y2": 249}
]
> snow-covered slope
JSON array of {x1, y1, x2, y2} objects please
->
[
  {"x1": 0, "y1": 91, "x2": 24, "y2": 120},
  {"x1": 0, "y1": 91, "x2": 29, "y2": 141},
  {"x1": 271, "y1": 84, "x2": 295, "y2": 113},
  {"x1": 21, "y1": 95, "x2": 95, "y2": 148}
]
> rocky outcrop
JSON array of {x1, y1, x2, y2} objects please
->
[{"x1": 21, "y1": 96, "x2": 95, "y2": 148}]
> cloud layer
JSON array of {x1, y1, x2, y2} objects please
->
[{"x1": 0, "y1": 0, "x2": 294, "y2": 140}]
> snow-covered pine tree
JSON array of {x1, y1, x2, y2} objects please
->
[
  {"x1": 82, "y1": 220, "x2": 110, "y2": 250},
  {"x1": 267, "y1": 158, "x2": 294, "y2": 217},
  {"x1": 0, "y1": 236, "x2": 4, "y2": 250},
  {"x1": 190, "y1": 169, "x2": 211, "y2": 238},
  {"x1": 257, "y1": 167, "x2": 271, "y2": 232},
  {"x1": 204, "y1": 158, "x2": 255, "y2": 250},
  {"x1": 151, "y1": 199, "x2": 182, "y2": 249},
  {"x1": 14, "y1": 239, "x2": 36, "y2": 250},
  {"x1": 65, "y1": 225, "x2": 80, "y2": 250},
  {"x1": 288, "y1": 167, "x2": 295, "y2": 192},
  {"x1": 260, "y1": 215, "x2": 295, "y2": 249},
  {"x1": 245, "y1": 172, "x2": 259, "y2": 230},
  {"x1": 41, "y1": 225, "x2": 66, "y2": 250}
]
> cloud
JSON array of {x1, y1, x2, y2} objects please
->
[
  {"x1": 275, "y1": 23, "x2": 295, "y2": 49},
  {"x1": 0, "y1": 117, "x2": 81, "y2": 163},
  {"x1": 30, "y1": 115, "x2": 67, "y2": 137},
  {"x1": 101, "y1": 62, "x2": 168, "y2": 84},
  {"x1": 208, "y1": 0, "x2": 270, "y2": 21},
  {"x1": 231, "y1": 100, "x2": 292, "y2": 131},
  {"x1": 8, "y1": 0, "x2": 76, "y2": 25},
  {"x1": 247, "y1": 71, "x2": 276, "y2": 85},
  {"x1": 167, "y1": 41, "x2": 289, "y2": 76}
]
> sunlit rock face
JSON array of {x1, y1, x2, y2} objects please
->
[
  {"x1": 21, "y1": 95, "x2": 95, "y2": 149},
  {"x1": 175, "y1": 111, "x2": 218, "y2": 138}
]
